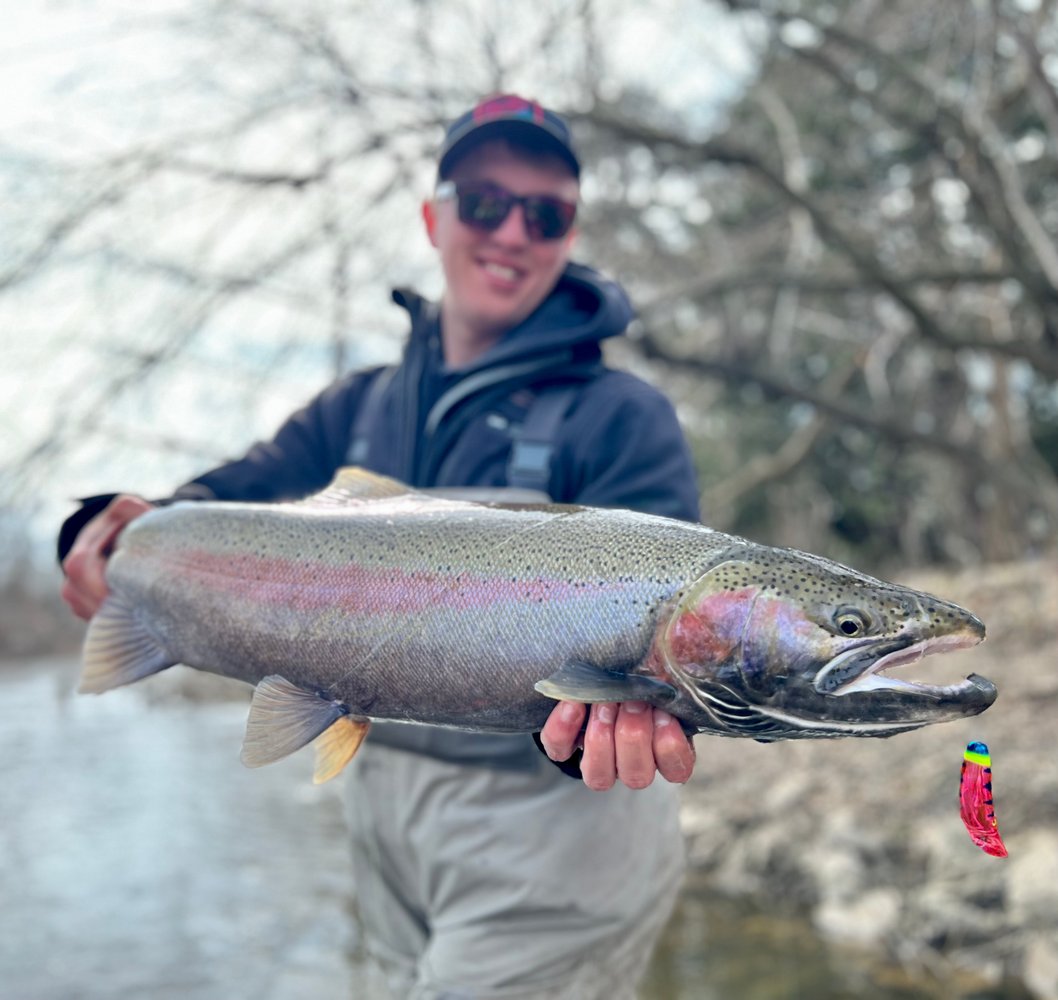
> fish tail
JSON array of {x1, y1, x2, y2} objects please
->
[{"x1": 79, "y1": 593, "x2": 175, "y2": 694}]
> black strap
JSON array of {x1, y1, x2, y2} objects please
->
[
  {"x1": 345, "y1": 366, "x2": 397, "y2": 466},
  {"x1": 505, "y1": 384, "x2": 580, "y2": 494}
]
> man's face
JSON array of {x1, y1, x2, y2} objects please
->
[{"x1": 424, "y1": 141, "x2": 578, "y2": 343}]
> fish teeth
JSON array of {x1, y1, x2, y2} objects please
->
[
  {"x1": 828, "y1": 632, "x2": 982, "y2": 697},
  {"x1": 835, "y1": 640, "x2": 978, "y2": 697}
]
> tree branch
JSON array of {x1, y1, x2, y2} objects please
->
[
  {"x1": 801, "y1": 13, "x2": 1058, "y2": 299},
  {"x1": 634, "y1": 326, "x2": 990, "y2": 471},
  {"x1": 165, "y1": 157, "x2": 333, "y2": 189},
  {"x1": 1007, "y1": 12, "x2": 1058, "y2": 149},
  {"x1": 638, "y1": 267, "x2": 1017, "y2": 310},
  {"x1": 702, "y1": 349, "x2": 865, "y2": 519},
  {"x1": 584, "y1": 105, "x2": 1058, "y2": 380}
]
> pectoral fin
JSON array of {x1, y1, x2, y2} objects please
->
[
  {"x1": 534, "y1": 661, "x2": 678, "y2": 705},
  {"x1": 241, "y1": 676, "x2": 366, "y2": 778},
  {"x1": 79, "y1": 593, "x2": 175, "y2": 694}
]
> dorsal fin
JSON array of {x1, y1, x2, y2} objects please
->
[{"x1": 306, "y1": 467, "x2": 413, "y2": 507}]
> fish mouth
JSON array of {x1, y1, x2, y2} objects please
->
[{"x1": 817, "y1": 632, "x2": 991, "y2": 700}]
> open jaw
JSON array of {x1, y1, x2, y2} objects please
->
[{"x1": 826, "y1": 633, "x2": 993, "y2": 699}]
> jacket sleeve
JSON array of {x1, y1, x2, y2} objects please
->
[{"x1": 558, "y1": 372, "x2": 700, "y2": 523}]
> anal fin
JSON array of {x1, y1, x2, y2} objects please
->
[
  {"x1": 313, "y1": 716, "x2": 370, "y2": 784},
  {"x1": 241, "y1": 675, "x2": 355, "y2": 773},
  {"x1": 79, "y1": 593, "x2": 175, "y2": 694},
  {"x1": 534, "y1": 661, "x2": 677, "y2": 705}
]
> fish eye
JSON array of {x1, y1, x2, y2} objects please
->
[{"x1": 834, "y1": 608, "x2": 870, "y2": 637}]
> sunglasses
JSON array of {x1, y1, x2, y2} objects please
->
[{"x1": 435, "y1": 180, "x2": 577, "y2": 242}]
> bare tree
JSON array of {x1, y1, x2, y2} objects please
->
[{"x1": 573, "y1": 0, "x2": 1058, "y2": 565}]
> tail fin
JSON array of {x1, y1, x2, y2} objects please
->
[{"x1": 79, "y1": 593, "x2": 175, "y2": 694}]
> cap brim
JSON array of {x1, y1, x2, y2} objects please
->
[{"x1": 438, "y1": 120, "x2": 580, "y2": 179}]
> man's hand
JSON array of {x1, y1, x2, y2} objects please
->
[
  {"x1": 539, "y1": 700, "x2": 696, "y2": 791},
  {"x1": 61, "y1": 495, "x2": 154, "y2": 620}
]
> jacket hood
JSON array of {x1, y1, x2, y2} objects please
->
[{"x1": 392, "y1": 262, "x2": 634, "y2": 374}]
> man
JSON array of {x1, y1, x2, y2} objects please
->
[{"x1": 61, "y1": 95, "x2": 700, "y2": 999}]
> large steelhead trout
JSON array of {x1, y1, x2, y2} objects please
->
[{"x1": 80, "y1": 468, "x2": 996, "y2": 781}]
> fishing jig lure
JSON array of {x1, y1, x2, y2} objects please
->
[{"x1": 960, "y1": 741, "x2": 1007, "y2": 858}]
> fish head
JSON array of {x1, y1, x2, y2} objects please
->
[{"x1": 655, "y1": 545, "x2": 994, "y2": 740}]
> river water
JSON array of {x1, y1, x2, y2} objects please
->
[{"x1": 0, "y1": 658, "x2": 991, "y2": 999}]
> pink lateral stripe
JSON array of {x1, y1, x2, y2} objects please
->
[{"x1": 175, "y1": 549, "x2": 625, "y2": 614}]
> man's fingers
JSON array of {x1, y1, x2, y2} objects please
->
[
  {"x1": 613, "y1": 701, "x2": 655, "y2": 789},
  {"x1": 60, "y1": 576, "x2": 101, "y2": 621},
  {"x1": 652, "y1": 710, "x2": 696, "y2": 784},
  {"x1": 580, "y1": 703, "x2": 617, "y2": 790},
  {"x1": 61, "y1": 495, "x2": 154, "y2": 621},
  {"x1": 544, "y1": 701, "x2": 696, "y2": 791},
  {"x1": 539, "y1": 701, "x2": 587, "y2": 761},
  {"x1": 94, "y1": 495, "x2": 154, "y2": 555},
  {"x1": 60, "y1": 548, "x2": 109, "y2": 620}
]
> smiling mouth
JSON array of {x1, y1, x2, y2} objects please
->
[
  {"x1": 829, "y1": 632, "x2": 989, "y2": 698},
  {"x1": 481, "y1": 260, "x2": 522, "y2": 282}
]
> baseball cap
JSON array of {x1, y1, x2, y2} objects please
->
[{"x1": 438, "y1": 94, "x2": 581, "y2": 180}]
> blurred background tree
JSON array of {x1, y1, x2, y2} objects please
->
[
  {"x1": 2, "y1": 0, "x2": 1055, "y2": 595},
  {"x1": 577, "y1": 0, "x2": 1058, "y2": 568}
]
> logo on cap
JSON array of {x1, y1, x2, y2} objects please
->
[{"x1": 472, "y1": 95, "x2": 545, "y2": 125}]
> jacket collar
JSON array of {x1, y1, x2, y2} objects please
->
[{"x1": 391, "y1": 261, "x2": 633, "y2": 375}]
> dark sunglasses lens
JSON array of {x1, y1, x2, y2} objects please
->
[
  {"x1": 453, "y1": 184, "x2": 575, "y2": 240},
  {"x1": 458, "y1": 188, "x2": 512, "y2": 231},
  {"x1": 524, "y1": 199, "x2": 575, "y2": 240}
]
